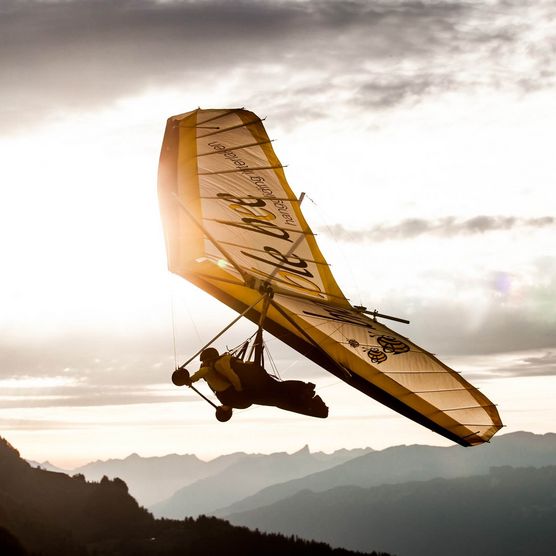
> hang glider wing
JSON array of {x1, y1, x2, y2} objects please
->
[{"x1": 158, "y1": 108, "x2": 503, "y2": 447}]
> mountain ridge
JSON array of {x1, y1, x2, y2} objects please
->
[
  {"x1": 225, "y1": 464, "x2": 556, "y2": 556},
  {"x1": 0, "y1": 436, "x2": 387, "y2": 556},
  {"x1": 151, "y1": 446, "x2": 374, "y2": 518},
  {"x1": 215, "y1": 431, "x2": 556, "y2": 517}
]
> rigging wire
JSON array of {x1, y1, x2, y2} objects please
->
[
  {"x1": 166, "y1": 273, "x2": 179, "y2": 370},
  {"x1": 167, "y1": 273, "x2": 203, "y2": 370},
  {"x1": 170, "y1": 295, "x2": 178, "y2": 371},
  {"x1": 264, "y1": 342, "x2": 281, "y2": 380},
  {"x1": 303, "y1": 192, "x2": 365, "y2": 307}
]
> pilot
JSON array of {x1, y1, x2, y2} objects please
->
[
  {"x1": 184, "y1": 347, "x2": 326, "y2": 418},
  {"x1": 185, "y1": 347, "x2": 252, "y2": 408}
]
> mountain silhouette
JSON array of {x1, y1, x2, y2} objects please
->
[
  {"x1": 216, "y1": 431, "x2": 556, "y2": 516},
  {"x1": 0, "y1": 436, "x2": 152, "y2": 554},
  {"x1": 152, "y1": 445, "x2": 373, "y2": 518},
  {"x1": 0, "y1": 437, "x2": 386, "y2": 556},
  {"x1": 69, "y1": 450, "x2": 252, "y2": 506},
  {"x1": 227, "y1": 465, "x2": 556, "y2": 556},
  {"x1": 0, "y1": 526, "x2": 28, "y2": 556}
]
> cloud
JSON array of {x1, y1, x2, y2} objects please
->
[
  {"x1": 389, "y1": 300, "x2": 556, "y2": 359},
  {"x1": 0, "y1": 322, "x2": 324, "y2": 408},
  {"x1": 507, "y1": 351, "x2": 556, "y2": 378},
  {"x1": 322, "y1": 216, "x2": 556, "y2": 242},
  {"x1": 2, "y1": 295, "x2": 554, "y2": 408},
  {"x1": 449, "y1": 349, "x2": 556, "y2": 381},
  {"x1": 2, "y1": 0, "x2": 555, "y2": 130},
  {"x1": 0, "y1": 418, "x2": 89, "y2": 431},
  {"x1": 381, "y1": 257, "x2": 556, "y2": 358},
  {"x1": 0, "y1": 388, "x2": 185, "y2": 409}
]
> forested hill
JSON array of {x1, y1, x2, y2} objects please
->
[{"x1": 0, "y1": 437, "x2": 388, "y2": 556}]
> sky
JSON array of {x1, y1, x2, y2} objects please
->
[{"x1": 1, "y1": 0, "x2": 555, "y2": 468}]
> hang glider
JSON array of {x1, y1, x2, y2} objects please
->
[{"x1": 157, "y1": 108, "x2": 503, "y2": 447}]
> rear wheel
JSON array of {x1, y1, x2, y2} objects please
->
[{"x1": 215, "y1": 405, "x2": 233, "y2": 422}]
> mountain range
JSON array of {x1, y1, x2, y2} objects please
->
[
  {"x1": 29, "y1": 445, "x2": 373, "y2": 509},
  {"x1": 215, "y1": 431, "x2": 556, "y2": 517},
  {"x1": 225, "y1": 465, "x2": 556, "y2": 556},
  {"x1": 13, "y1": 431, "x2": 556, "y2": 555},
  {"x1": 0, "y1": 436, "x2": 385, "y2": 556},
  {"x1": 26, "y1": 431, "x2": 556, "y2": 525},
  {"x1": 151, "y1": 445, "x2": 374, "y2": 518},
  {"x1": 71, "y1": 450, "x2": 250, "y2": 506}
]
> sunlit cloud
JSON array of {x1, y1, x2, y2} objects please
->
[
  {"x1": 0, "y1": 375, "x2": 194, "y2": 409},
  {"x1": 2, "y1": 0, "x2": 555, "y2": 461},
  {"x1": 2, "y1": 0, "x2": 555, "y2": 130}
]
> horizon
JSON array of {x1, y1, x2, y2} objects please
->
[{"x1": 15, "y1": 428, "x2": 552, "y2": 470}]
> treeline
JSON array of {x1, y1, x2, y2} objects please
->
[{"x1": 87, "y1": 515, "x2": 389, "y2": 556}]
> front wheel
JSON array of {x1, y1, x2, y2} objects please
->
[{"x1": 172, "y1": 368, "x2": 190, "y2": 387}]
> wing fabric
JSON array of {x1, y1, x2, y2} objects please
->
[{"x1": 158, "y1": 108, "x2": 503, "y2": 447}]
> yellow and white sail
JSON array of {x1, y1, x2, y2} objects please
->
[{"x1": 158, "y1": 108, "x2": 503, "y2": 446}]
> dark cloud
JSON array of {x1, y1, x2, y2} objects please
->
[
  {"x1": 2, "y1": 296, "x2": 554, "y2": 407},
  {"x1": 0, "y1": 418, "x2": 90, "y2": 431},
  {"x1": 384, "y1": 304, "x2": 553, "y2": 359},
  {"x1": 0, "y1": 389, "x2": 185, "y2": 409},
  {"x1": 505, "y1": 351, "x2": 556, "y2": 378},
  {"x1": 462, "y1": 350, "x2": 556, "y2": 380},
  {"x1": 368, "y1": 255, "x2": 556, "y2": 361},
  {"x1": 322, "y1": 216, "x2": 556, "y2": 242},
  {"x1": 0, "y1": 331, "x2": 175, "y2": 383},
  {"x1": 354, "y1": 75, "x2": 454, "y2": 109},
  {"x1": 2, "y1": 0, "x2": 555, "y2": 130},
  {"x1": 0, "y1": 323, "x2": 324, "y2": 408},
  {"x1": 393, "y1": 288, "x2": 556, "y2": 356}
]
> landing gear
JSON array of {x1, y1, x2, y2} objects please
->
[
  {"x1": 172, "y1": 368, "x2": 190, "y2": 387},
  {"x1": 172, "y1": 367, "x2": 234, "y2": 422},
  {"x1": 215, "y1": 405, "x2": 233, "y2": 422}
]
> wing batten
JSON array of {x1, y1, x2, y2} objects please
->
[
  {"x1": 197, "y1": 118, "x2": 264, "y2": 139},
  {"x1": 196, "y1": 108, "x2": 243, "y2": 126},
  {"x1": 158, "y1": 107, "x2": 503, "y2": 446},
  {"x1": 198, "y1": 164, "x2": 285, "y2": 176},
  {"x1": 199, "y1": 196, "x2": 301, "y2": 202}
]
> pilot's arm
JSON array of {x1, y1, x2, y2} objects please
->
[{"x1": 188, "y1": 366, "x2": 210, "y2": 384}]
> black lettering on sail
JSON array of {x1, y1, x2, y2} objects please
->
[
  {"x1": 216, "y1": 193, "x2": 266, "y2": 207},
  {"x1": 241, "y1": 249, "x2": 314, "y2": 278},
  {"x1": 261, "y1": 246, "x2": 308, "y2": 268}
]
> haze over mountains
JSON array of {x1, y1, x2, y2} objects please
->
[
  {"x1": 151, "y1": 445, "x2": 374, "y2": 518},
  {"x1": 227, "y1": 465, "x2": 556, "y2": 556},
  {"x1": 26, "y1": 431, "x2": 556, "y2": 533},
  {"x1": 0, "y1": 436, "x2": 385, "y2": 556},
  {"x1": 72, "y1": 450, "x2": 250, "y2": 506},
  {"x1": 216, "y1": 431, "x2": 556, "y2": 517},
  {"x1": 20, "y1": 430, "x2": 556, "y2": 556},
  {"x1": 32, "y1": 445, "x2": 373, "y2": 509}
]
